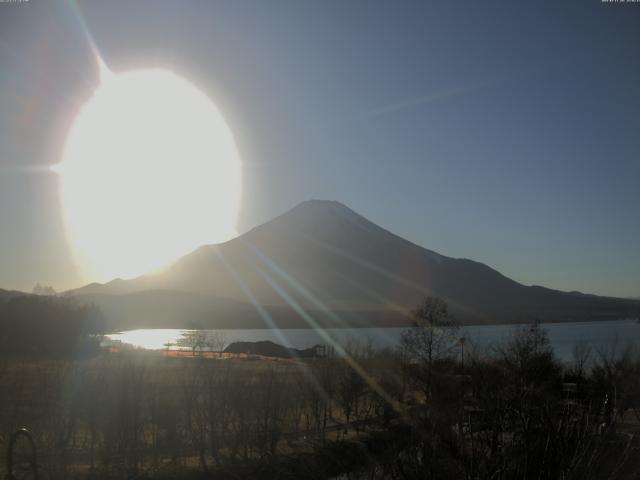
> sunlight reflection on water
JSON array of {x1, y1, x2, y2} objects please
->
[
  {"x1": 103, "y1": 319, "x2": 640, "y2": 362},
  {"x1": 106, "y1": 329, "x2": 194, "y2": 350}
]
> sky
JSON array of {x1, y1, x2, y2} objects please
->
[{"x1": 0, "y1": 0, "x2": 639, "y2": 297}]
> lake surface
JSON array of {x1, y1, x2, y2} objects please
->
[{"x1": 105, "y1": 319, "x2": 640, "y2": 362}]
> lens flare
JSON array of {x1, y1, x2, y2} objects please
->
[{"x1": 57, "y1": 67, "x2": 242, "y2": 282}]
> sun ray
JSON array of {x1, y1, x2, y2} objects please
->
[
  {"x1": 240, "y1": 239, "x2": 351, "y2": 328},
  {"x1": 212, "y1": 246, "x2": 335, "y2": 401},
  {"x1": 237, "y1": 240, "x2": 401, "y2": 412}
]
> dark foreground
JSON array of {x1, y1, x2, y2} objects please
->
[{"x1": 2, "y1": 322, "x2": 640, "y2": 480}]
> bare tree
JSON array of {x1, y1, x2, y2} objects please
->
[
  {"x1": 206, "y1": 331, "x2": 227, "y2": 358},
  {"x1": 400, "y1": 296, "x2": 459, "y2": 399},
  {"x1": 569, "y1": 338, "x2": 592, "y2": 380},
  {"x1": 184, "y1": 330, "x2": 208, "y2": 356}
]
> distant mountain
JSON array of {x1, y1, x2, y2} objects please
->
[
  {"x1": 0, "y1": 288, "x2": 29, "y2": 303},
  {"x1": 69, "y1": 200, "x2": 640, "y2": 328}
]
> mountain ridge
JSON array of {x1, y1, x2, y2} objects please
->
[{"x1": 66, "y1": 200, "x2": 640, "y2": 328}]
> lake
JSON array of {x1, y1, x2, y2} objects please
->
[{"x1": 104, "y1": 318, "x2": 640, "y2": 362}]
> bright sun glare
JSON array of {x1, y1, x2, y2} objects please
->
[{"x1": 56, "y1": 68, "x2": 242, "y2": 282}]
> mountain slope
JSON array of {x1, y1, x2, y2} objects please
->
[
  {"x1": 69, "y1": 200, "x2": 640, "y2": 327},
  {"x1": 0, "y1": 288, "x2": 29, "y2": 303}
]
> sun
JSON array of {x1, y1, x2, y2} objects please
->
[{"x1": 56, "y1": 68, "x2": 242, "y2": 282}]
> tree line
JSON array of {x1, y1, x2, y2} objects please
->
[{"x1": 0, "y1": 294, "x2": 104, "y2": 359}]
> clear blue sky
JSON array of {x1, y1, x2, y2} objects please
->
[{"x1": 0, "y1": 0, "x2": 639, "y2": 296}]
